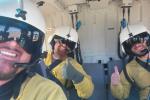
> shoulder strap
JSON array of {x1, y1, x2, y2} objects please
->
[
  {"x1": 47, "y1": 60, "x2": 62, "y2": 71},
  {"x1": 135, "y1": 57, "x2": 150, "y2": 72},
  {"x1": 123, "y1": 61, "x2": 140, "y2": 89},
  {"x1": 37, "y1": 60, "x2": 48, "y2": 78},
  {"x1": 46, "y1": 60, "x2": 68, "y2": 96},
  {"x1": 46, "y1": 60, "x2": 62, "y2": 84},
  {"x1": 123, "y1": 66, "x2": 135, "y2": 85}
]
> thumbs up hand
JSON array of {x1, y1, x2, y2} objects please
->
[
  {"x1": 111, "y1": 66, "x2": 120, "y2": 85},
  {"x1": 62, "y1": 57, "x2": 84, "y2": 83}
]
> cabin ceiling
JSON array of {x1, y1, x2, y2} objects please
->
[
  {"x1": 32, "y1": 0, "x2": 142, "y2": 12},
  {"x1": 32, "y1": 0, "x2": 115, "y2": 15},
  {"x1": 32, "y1": 0, "x2": 114, "y2": 10},
  {"x1": 31, "y1": 0, "x2": 145, "y2": 28}
]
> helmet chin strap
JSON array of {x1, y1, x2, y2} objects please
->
[
  {"x1": 13, "y1": 61, "x2": 38, "y2": 68},
  {"x1": 145, "y1": 46, "x2": 150, "y2": 64},
  {"x1": 134, "y1": 49, "x2": 149, "y2": 57},
  {"x1": 13, "y1": 51, "x2": 47, "y2": 68}
]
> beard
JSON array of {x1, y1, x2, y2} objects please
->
[
  {"x1": 57, "y1": 49, "x2": 67, "y2": 57},
  {"x1": 56, "y1": 45, "x2": 68, "y2": 58},
  {"x1": 0, "y1": 59, "x2": 17, "y2": 80},
  {"x1": 0, "y1": 70, "x2": 16, "y2": 80}
]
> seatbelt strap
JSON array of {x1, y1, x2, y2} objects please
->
[
  {"x1": 46, "y1": 60, "x2": 62, "y2": 85},
  {"x1": 38, "y1": 59, "x2": 48, "y2": 78},
  {"x1": 135, "y1": 57, "x2": 150, "y2": 72},
  {"x1": 46, "y1": 60, "x2": 68, "y2": 96},
  {"x1": 123, "y1": 66, "x2": 134, "y2": 85}
]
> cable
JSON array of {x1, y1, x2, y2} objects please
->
[{"x1": 13, "y1": 51, "x2": 47, "y2": 68}]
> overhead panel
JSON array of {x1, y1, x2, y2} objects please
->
[
  {"x1": 88, "y1": 0, "x2": 109, "y2": 9},
  {"x1": 122, "y1": 0, "x2": 133, "y2": 6},
  {"x1": 62, "y1": 0, "x2": 86, "y2": 6}
]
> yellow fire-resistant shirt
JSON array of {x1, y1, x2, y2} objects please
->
[
  {"x1": 44, "y1": 51, "x2": 94, "y2": 99},
  {"x1": 10, "y1": 74, "x2": 67, "y2": 100},
  {"x1": 111, "y1": 59, "x2": 150, "y2": 100}
]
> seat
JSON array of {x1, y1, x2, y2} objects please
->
[{"x1": 83, "y1": 63, "x2": 107, "y2": 100}]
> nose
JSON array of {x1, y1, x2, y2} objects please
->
[
  {"x1": 7, "y1": 40, "x2": 20, "y2": 48},
  {"x1": 61, "y1": 43, "x2": 67, "y2": 47}
]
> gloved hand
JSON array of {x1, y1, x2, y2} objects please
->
[
  {"x1": 62, "y1": 58, "x2": 84, "y2": 84},
  {"x1": 111, "y1": 66, "x2": 121, "y2": 85}
]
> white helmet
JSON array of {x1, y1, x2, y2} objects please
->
[
  {"x1": 120, "y1": 24, "x2": 150, "y2": 56},
  {"x1": 0, "y1": 0, "x2": 46, "y2": 62},
  {"x1": 0, "y1": 0, "x2": 45, "y2": 33},
  {"x1": 48, "y1": 26, "x2": 78, "y2": 51}
]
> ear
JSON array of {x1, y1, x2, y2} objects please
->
[
  {"x1": 75, "y1": 43, "x2": 77, "y2": 49},
  {"x1": 75, "y1": 41, "x2": 79, "y2": 49}
]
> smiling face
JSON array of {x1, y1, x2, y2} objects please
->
[
  {"x1": 131, "y1": 40, "x2": 147, "y2": 55},
  {"x1": 122, "y1": 31, "x2": 150, "y2": 57},
  {"x1": 0, "y1": 41, "x2": 31, "y2": 80},
  {"x1": 53, "y1": 40, "x2": 68, "y2": 59}
]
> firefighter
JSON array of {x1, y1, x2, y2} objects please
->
[
  {"x1": 111, "y1": 24, "x2": 150, "y2": 100},
  {"x1": 44, "y1": 26, "x2": 94, "y2": 99},
  {"x1": 0, "y1": 0, "x2": 67, "y2": 99}
]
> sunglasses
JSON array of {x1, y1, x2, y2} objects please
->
[
  {"x1": 53, "y1": 35, "x2": 76, "y2": 51},
  {"x1": 125, "y1": 32, "x2": 150, "y2": 46},
  {"x1": 0, "y1": 16, "x2": 45, "y2": 54}
]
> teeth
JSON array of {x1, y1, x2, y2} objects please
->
[{"x1": 0, "y1": 51, "x2": 17, "y2": 57}]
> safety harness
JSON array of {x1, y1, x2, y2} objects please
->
[
  {"x1": 46, "y1": 60, "x2": 69, "y2": 97},
  {"x1": 46, "y1": 60, "x2": 64, "y2": 88},
  {"x1": 123, "y1": 57, "x2": 150, "y2": 100},
  {"x1": 123, "y1": 57, "x2": 150, "y2": 85},
  {"x1": 46, "y1": 60, "x2": 85, "y2": 100}
]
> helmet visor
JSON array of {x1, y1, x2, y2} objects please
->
[
  {"x1": 0, "y1": 16, "x2": 45, "y2": 54},
  {"x1": 122, "y1": 32, "x2": 150, "y2": 56},
  {"x1": 52, "y1": 35, "x2": 76, "y2": 51}
]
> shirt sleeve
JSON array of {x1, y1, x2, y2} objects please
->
[
  {"x1": 71, "y1": 59, "x2": 94, "y2": 99},
  {"x1": 111, "y1": 69, "x2": 132, "y2": 100}
]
